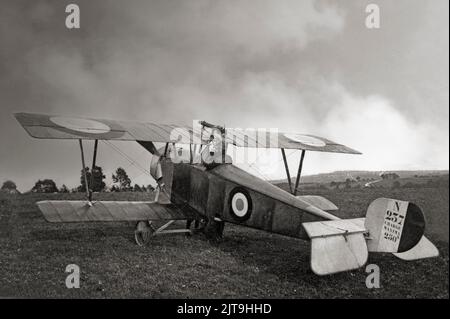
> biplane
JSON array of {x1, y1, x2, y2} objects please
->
[{"x1": 14, "y1": 112, "x2": 439, "y2": 275}]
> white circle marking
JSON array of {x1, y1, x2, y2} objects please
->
[
  {"x1": 231, "y1": 192, "x2": 249, "y2": 218},
  {"x1": 283, "y1": 133, "x2": 326, "y2": 147},
  {"x1": 50, "y1": 117, "x2": 111, "y2": 134}
]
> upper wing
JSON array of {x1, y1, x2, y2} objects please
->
[
  {"x1": 37, "y1": 200, "x2": 196, "y2": 222},
  {"x1": 225, "y1": 128, "x2": 361, "y2": 154},
  {"x1": 15, "y1": 112, "x2": 361, "y2": 154},
  {"x1": 14, "y1": 112, "x2": 200, "y2": 144}
]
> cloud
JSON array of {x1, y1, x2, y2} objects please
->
[
  {"x1": 0, "y1": 0, "x2": 448, "y2": 191},
  {"x1": 321, "y1": 87, "x2": 449, "y2": 171},
  {"x1": 238, "y1": 83, "x2": 449, "y2": 179},
  {"x1": 19, "y1": 0, "x2": 345, "y2": 116}
]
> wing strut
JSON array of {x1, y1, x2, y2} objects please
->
[
  {"x1": 281, "y1": 148, "x2": 293, "y2": 193},
  {"x1": 78, "y1": 139, "x2": 90, "y2": 201},
  {"x1": 294, "y1": 150, "x2": 306, "y2": 196},
  {"x1": 78, "y1": 139, "x2": 99, "y2": 203},
  {"x1": 281, "y1": 148, "x2": 306, "y2": 195},
  {"x1": 89, "y1": 139, "x2": 99, "y2": 201}
]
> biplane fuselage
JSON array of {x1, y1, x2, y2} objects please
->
[
  {"x1": 14, "y1": 113, "x2": 438, "y2": 275},
  {"x1": 158, "y1": 157, "x2": 327, "y2": 240}
]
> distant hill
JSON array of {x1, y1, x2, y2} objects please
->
[
  {"x1": 271, "y1": 170, "x2": 449, "y2": 185},
  {"x1": 365, "y1": 174, "x2": 449, "y2": 189}
]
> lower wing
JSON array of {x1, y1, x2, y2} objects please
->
[{"x1": 37, "y1": 200, "x2": 195, "y2": 223}]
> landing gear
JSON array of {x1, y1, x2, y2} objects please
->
[
  {"x1": 186, "y1": 217, "x2": 224, "y2": 241},
  {"x1": 134, "y1": 217, "x2": 225, "y2": 246},
  {"x1": 134, "y1": 220, "x2": 192, "y2": 246},
  {"x1": 134, "y1": 221, "x2": 154, "y2": 246},
  {"x1": 204, "y1": 217, "x2": 225, "y2": 242},
  {"x1": 186, "y1": 218, "x2": 207, "y2": 235}
]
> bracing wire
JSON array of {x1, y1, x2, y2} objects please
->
[
  {"x1": 102, "y1": 141, "x2": 151, "y2": 175},
  {"x1": 103, "y1": 139, "x2": 298, "y2": 186},
  {"x1": 247, "y1": 148, "x2": 297, "y2": 182},
  {"x1": 101, "y1": 141, "x2": 154, "y2": 187}
]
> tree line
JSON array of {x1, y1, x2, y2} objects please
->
[{"x1": 0, "y1": 167, "x2": 155, "y2": 194}]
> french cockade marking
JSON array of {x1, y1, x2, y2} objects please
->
[
  {"x1": 50, "y1": 117, "x2": 111, "y2": 134},
  {"x1": 229, "y1": 187, "x2": 253, "y2": 222}
]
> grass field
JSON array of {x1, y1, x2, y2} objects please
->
[{"x1": 0, "y1": 184, "x2": 448, "y2": 298}]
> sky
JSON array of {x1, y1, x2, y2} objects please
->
[{"x1": 0, "y1": 0, "x2": 448, "y2": 192}]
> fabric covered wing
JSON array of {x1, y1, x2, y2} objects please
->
[
  {"x1": 15, "y1": 112, "x2": 360, "y2": 154},
  {"x1": 37, "y1": 200, "x2": 194, "y2": 222},
  {"x1": 14, "y1": 112, "x2": 199, "y2": 144},
  {"x1": 225, "y1": 129, "x2": 361, "y2": 154}
]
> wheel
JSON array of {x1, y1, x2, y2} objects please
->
[
  {"x1": 134, "y1": 221, "x2": 154, "y2": 246},
  {"x1": 186, "y1": 218, "x2": 207, "y2": 235},
  {"x1": 204, "y1": 218, "x2": 225, "y2": 242},
  {"x1": 185, "y1": 219, "x2": 194, "y2": 236}
]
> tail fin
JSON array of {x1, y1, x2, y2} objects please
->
[
  {"x1": 364, "y1": 198, "x2": 425, "y2": 253},
  {"x1": 302, "y1": 198, "x2": 438, "y2": 275}
]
